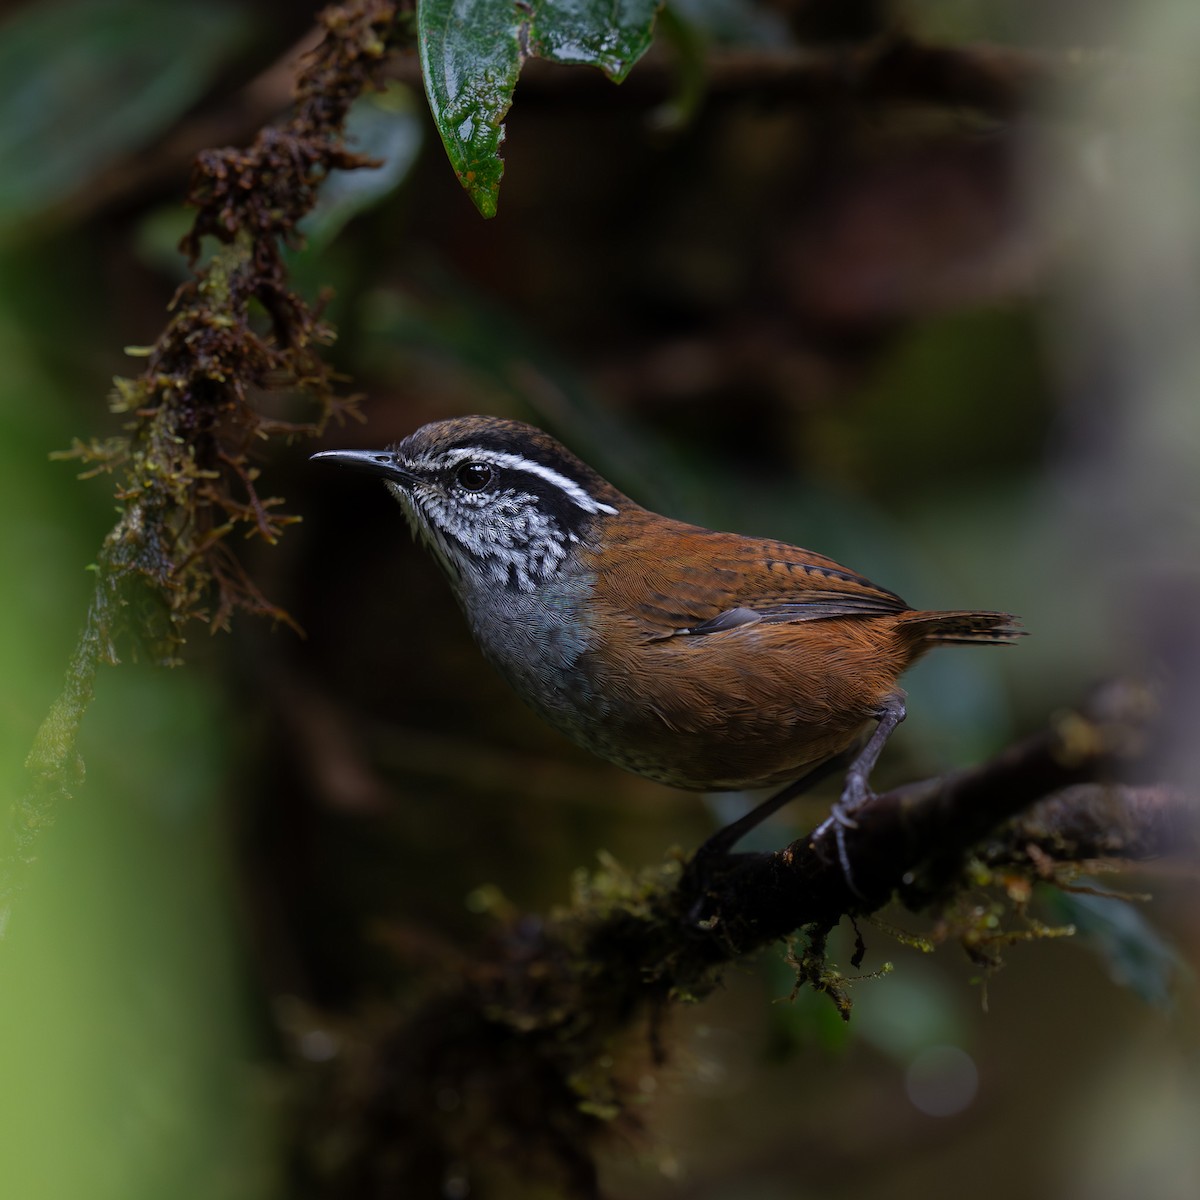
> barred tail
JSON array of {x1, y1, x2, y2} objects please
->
[{"x1": 898, "y1": 609, "x2": 1024, "y2": 648}]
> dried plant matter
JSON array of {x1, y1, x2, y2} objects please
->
[{"x1": 7, "y1": 0, "x2": 407, "y2": 922}]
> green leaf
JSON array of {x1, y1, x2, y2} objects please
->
[
  {"x1": 0, "y1": 0, "x2": 251, "y2": 236},
  {"x1": 417, "y1": 0, "x2": 661, "y2": 217},
  {"x1": 1042, "y1": 888, "x2": 1190, "y2": 1009}
]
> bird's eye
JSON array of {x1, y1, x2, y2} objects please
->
[{"x1": 456, "y1": 462, "x2": 494, "y2": 492}]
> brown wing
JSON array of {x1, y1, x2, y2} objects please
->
[{"x1": 592, "y1": 515, "x2": 910, "y2": 642}]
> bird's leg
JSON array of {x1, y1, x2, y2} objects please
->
[
  {"x1": 695, "y1": 748, "x2": 858, "y2": 860},
  {"x1": 686, "y1": 750, "x2": 858, "y2": 927},
  {"x1": 822, "y1": 693, "x2": 907, "y2": 896},
  {"x1": 689, "y1": 694, "x2": 907, "y2": 913},
  {"x1": 831, "y1": 693, "x2": 907, "y2": 828}
]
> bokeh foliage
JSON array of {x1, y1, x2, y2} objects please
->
[{"x1": 1, "y1": 1, "x2": 1197, "y2": 1198}]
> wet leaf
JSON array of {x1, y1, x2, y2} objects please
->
[{"x1": 417, "y1": 0, "x2": 661, "y2": 217}]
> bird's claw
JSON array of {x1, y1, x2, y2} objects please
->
[
  {"x1": 831, "y1": 776, "x2": 873, "y2": 830},
  {"x1": 831, "y1": 805, "x2": 860, "y2": 830},
  {"x1": 827, "y1": 777, "x2": 876, "y2": 901}
]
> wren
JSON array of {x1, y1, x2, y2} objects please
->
[{"x1": 313, "y1": 416, "x2": 1020, "y2": 868}]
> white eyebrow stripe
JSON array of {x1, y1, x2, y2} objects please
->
[{"x1": 441, "y1": 447, "x2": 618, "y2": 515}]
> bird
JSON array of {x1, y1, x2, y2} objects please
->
[{"x1": 312, "y1": 416, "x2": 1021, "y2": 873}]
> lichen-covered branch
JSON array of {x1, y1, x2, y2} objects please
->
[
  {"x1": 5, "y1": 0, "x2": 409, "y2": 927},
  {"x1": 297, "y1": 682, "x2": 1192, "y2": 1199},
  {"x1": 985, "y1": 784, "x2": 1195, "y2": 866}
]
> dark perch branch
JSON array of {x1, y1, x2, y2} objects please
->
[
  {"x1": 691, "y1": 681, "x2": 1165, "y2": 943},
  {"x1": 987, "y1": 784, "x2": 1195, "y2": 866},
  {"x1": 75, "y1": 36, "x2": 1113, "y2": 225},
  {"x1": 301, "y1": 682, "x2": 1192, "y2": 1198},
  {"x1": 385, "y1": 35, "x2": 1109, "y2": 119}
]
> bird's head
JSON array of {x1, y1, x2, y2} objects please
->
[{"x1": 313, "y1": 416, "x2": 624, "y2": 593}]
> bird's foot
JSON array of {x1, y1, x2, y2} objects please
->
[
  {"x1": 821, "y1": 776, "x2": 875, "y2": 901},
  {"x1": 830, "y1": 774, "x2": 872, "y2": 830}
]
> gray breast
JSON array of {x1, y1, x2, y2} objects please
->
[{"x1": 456, "y1": 573, "x2": 601, "y2": 734}]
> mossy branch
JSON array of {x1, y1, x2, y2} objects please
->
[
  {"x1": 5, "y1": 0, "x2": 409, "y2": 928},
  {"x1": 297, "y1": 682, "x2": 1194, "y2": 1198}
]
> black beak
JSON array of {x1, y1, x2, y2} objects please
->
[{"x1": 310, "y1": 448, "x2": 417, "y2": 488}]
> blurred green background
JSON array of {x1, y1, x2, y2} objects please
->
[{"x1": 1, "y1": 1, "x2": 1197, "y2": 1198}]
